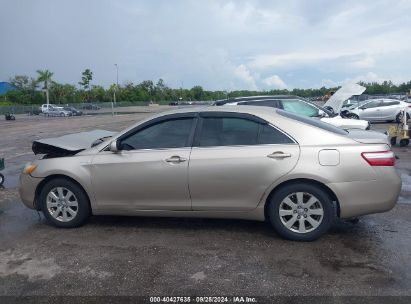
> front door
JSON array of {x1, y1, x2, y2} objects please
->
[
  {"x1": 358, "y1": 100, "x2": 382, "y2": 121},
  {"x1": 189, "y1": 113, "x2": 300, "y2": 211},
  {"x1": 91, "y1": 116, "x2": 196, "y2": 210}
]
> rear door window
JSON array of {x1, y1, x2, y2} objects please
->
[
  {"x1": 197, "y1": 116, "x2": 294, "y2": 147},
  {"x1": 198, "y1": 117, "x2": 259, "y2": 147},
  {"x1": 381, "y1": 100, "x2": 400, "y2": 107},
  {"x1": 259, "y1": 124, "x2": 295, "y2": 144}
]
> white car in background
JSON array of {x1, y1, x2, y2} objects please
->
[
  {"x1": 344, "y1": 99, "x2": 411, "y2": 123},
  {"x1": 40, "y1": 104, "x2": 64, "y2": 113},
  {"x1": 40, "y1": 104, "x2": 71, "y2": 117},
  {"x1": 221, "y1": 96, "x2": 370, "y2": 130}
]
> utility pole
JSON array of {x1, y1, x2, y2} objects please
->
[
  {"x1": 114, "y1": 64, "x2": 119, "y2": 107},
  {"x1": 179, "y1": 81, "x2": 184, "y2": 103}
]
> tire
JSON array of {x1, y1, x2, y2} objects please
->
[
  {"x1": 390, "y1": 137, "x2": 397, "y2": 146},
  {"x1": 267, "y1": 183, "x2": 334, "y2": 241},
  {"x1": 400, "y1": 139, "x2": 409, "y2": 147},
  {"x1": 60, "y1": 113, "x2": 65, "y2": 117},
  {"x1": 396, "y1": 113, "x2": 410, "y2": 123},
  {"x1": 39, "y1": 178, "x2": 90, "y2": 228},
  {"x1": 347, "y1": 113, "x2": 359, "y2": 120},
  {"x1": 0, "y1": 173, "x2": 4, "y2": 186}
]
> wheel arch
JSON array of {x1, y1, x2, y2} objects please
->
[
  {"x1": 34, "y1": 174, "x2": 92, "y2": 212},
  {"x1": 263, "y1": 178, "x2": 340, "y2": 220}
]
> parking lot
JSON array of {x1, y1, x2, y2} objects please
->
[{"x1": 0, "y1": 106, "x2": 410, "y2": 296}]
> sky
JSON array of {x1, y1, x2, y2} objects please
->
[{"x1": 1, "y1": 0, "x2": 411, "y2": 90}]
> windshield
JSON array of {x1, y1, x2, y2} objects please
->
[{"x1": 281, "y1": 99, "x2": 321, "y2": 117}]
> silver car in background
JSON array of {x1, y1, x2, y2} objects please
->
[
  {"x1": 19, "y1": 107, "x2": 401, "y2": 241},
  {"x1": 346, "y1": 99, "x2": 411, "y2": 122},
  {"x1": 221, "y1": 95, "x2": 370, "y2": 130}
]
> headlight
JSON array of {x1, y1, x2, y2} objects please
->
[{"x1": 23, "y1": 163, "x2": 37, "y2": 175}]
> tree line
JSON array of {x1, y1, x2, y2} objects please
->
[{"x1": 3, "y1": 69, "x2": 411, "y2": 105}]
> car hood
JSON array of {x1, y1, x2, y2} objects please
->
[
  {"x1": 320, "y1": 116, "x2": 369, "y2": 130},
  {"x1": 32, "y1": 129, "x2": 115, "y2": 157},
  {"x1": 324, "y1": 84, "x2": 366, "y2": 113},
  {"x1": 346, "y1": 129, "x2": 389, "y2": 145}
]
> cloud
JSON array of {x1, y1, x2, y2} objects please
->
[
  {"x1": 0, "y1": 0, "x2": 410, "y2": 90},
  {"x1": 263, "y1": 75, "x2": 287, "y2": 89},
  {"x1": 321, "y1": 72, "x2": 405, "y2": 87},
  {"x1": 348, "y1": 55, "x2": 375, "y2": 69},
  {"x1": 249, "y1": 52, "x2": 378, "y2": 71},
  {"x1": 233, "y1": 64, "x2": 257, "y2": 90},
  {"x1": 344, "y1": 72, "x2": 381, "y2": 84}
]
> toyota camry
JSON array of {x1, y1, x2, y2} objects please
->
[{"x1": 19, "y1": 106, "x2": 401, "y2": 241}]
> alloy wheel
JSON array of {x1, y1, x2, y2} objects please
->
[
  {"x1": 46, "y1": 187, "x2": 79, "y2": 222},
  {"x1": 279, "y1": 192, "x2": 324, "y2": 233}
]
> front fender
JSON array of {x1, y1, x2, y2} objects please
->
[{"x1": 30, "y1": 155, "x2": 96, "y2": 207}]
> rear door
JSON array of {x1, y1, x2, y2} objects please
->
[
  {"x1": 379, "y1": 100, "x2": 400, "y2": 120},
  {"x1": 189, "y1": 113, "x2": 300, "y2": 211}
]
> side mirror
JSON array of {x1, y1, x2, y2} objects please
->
[
  {"x1": 359, "y1": 106, "x2": 366, "y2": 110},
  {"x1": 109, "y1": 140, "x2": 120, "y2": 152}
]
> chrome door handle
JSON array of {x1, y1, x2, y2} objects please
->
[
  {"x1": 267, "y1": 152, "x2": 291, "y2": 159},
  {"x1": 165, "y1": 156, "x2": 187, "y2": 163}
]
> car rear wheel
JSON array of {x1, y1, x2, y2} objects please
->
[
  {"x1": 39, "y1": 178, "x2": 90, "y2": 228},
  {"x1": 267, "y1": 183, "x2": 334, "y2": 241},
  {"x1": 400, "y1": 139, "x2": 409, "y2": 147},
  {"x1": 396, "y1": 113, "x2": 410, "y2": 123}
]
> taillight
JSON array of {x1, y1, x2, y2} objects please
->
[{"x1": 361, "y1": 151, "x2": 395, "y2": 166}]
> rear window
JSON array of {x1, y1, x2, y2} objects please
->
[{"x1": 277, "y1": 109, "x2": 348, "y2": 135}]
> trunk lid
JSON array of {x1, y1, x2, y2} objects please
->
[{"x1": 346, "y1": 129, "x2": 390, "y2": 145}]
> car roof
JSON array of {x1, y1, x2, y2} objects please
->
[
  {"x1": 156, "y1": 105, "x2": 281, "y2": 118},
  {"x1": 214, "y1": 95, "x2": 304, "y2": 105},
  {"x1": 233, "y1": 95, "x2": 301, "y2": 101}
]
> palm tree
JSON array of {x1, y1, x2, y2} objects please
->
[{"x1": 36, "y1": 70, "x2": 54, "y2": 105}]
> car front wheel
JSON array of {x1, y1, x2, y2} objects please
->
[
  {"x1": 347, "y1": 113, "x2": 359, "y2": 119},
  {"x1": 267, "y1": 183, "x2": 334, "y2": 241},
  {"x1": 39, "y1": 178, "x2": 90, "y2": 228}
]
